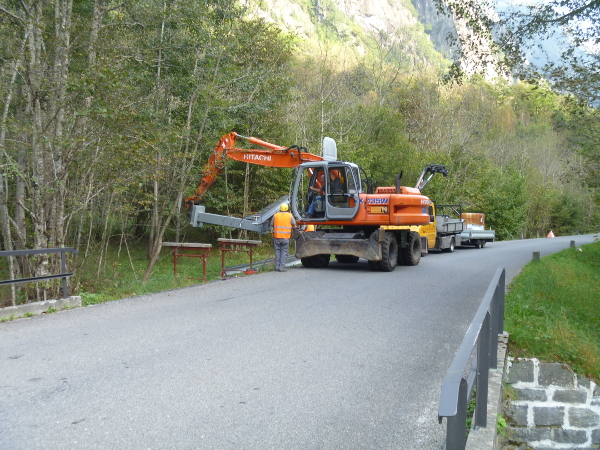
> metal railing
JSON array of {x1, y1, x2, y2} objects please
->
[
  {"x1": 0, "y1": 247, "x2": 78, "y2": 299},
  {"x1": 438, "y1": 267, "x2": 505, "y2": 450}
]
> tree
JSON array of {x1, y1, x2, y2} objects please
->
[{"x1": 436, "y1": 0, "x2": 600, "y2": 103}]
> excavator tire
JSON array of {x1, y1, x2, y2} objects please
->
[
  {"x1": 401, "y1": 231, "x2": 421, "y2": 266},
  {"x1": 335, "y1": 254, "x2": 360, "y2": 264},
  {"x1": 300, "y1": 257, "x2": 313, "y2": 268},
  {"x1": 378, "y1": 232, "x2": 398, "y2": 272},
  {"x1": 314, "y1": 254, "x2": 331, "y2": 268},
  {"x1": 368, "y1": 260, "x2": 380, "y2": 271}
]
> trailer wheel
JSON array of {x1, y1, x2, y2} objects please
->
[
  {"x1": 378, "y1": 232, "x2": 398, "y2": 272},
  {"x1": 335, "y1": 255, "x2": 360, "y2": 264},
  {"x1": 481, "y1": 240, "x2": 486, "y2": 248},
  {"x1": 475, "y1": 239, "x2": 482, "y2": 249},
  {"x1": 442, "y1": 237, "x2": 455, "y2": 253},
  {"x1": 401, "y1": 231, "x2": 421, "y2": 266}
]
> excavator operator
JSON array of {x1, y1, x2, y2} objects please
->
[{"x1": 307, "y1": 170, "x2": 325, "y2": 217}]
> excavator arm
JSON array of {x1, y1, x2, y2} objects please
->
[
  {"x1": 185, "y1": 132, "x2": 324, "y2": 210},
  {"x1": 415, "y1": 164, "x2": 448, "y2": 192}
]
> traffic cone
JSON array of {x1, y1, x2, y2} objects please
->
[{"x1": 547, "y1": 230, "x2": 555, "y2": 238}]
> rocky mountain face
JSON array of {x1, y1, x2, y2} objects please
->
[
  {"x1": 244, "y1": 0, "x2": 456, "y2": 59},
  {"x1": 411, "y1": 0, "x2": 457, "y2": 58},
  {"x1": 243, "y1": 0, "x2": 507, "y2": 79}
]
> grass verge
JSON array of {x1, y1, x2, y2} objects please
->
[
  {"x1": 504, "y1": 240, "x2": 600, "y2": 383},
  {"x1": 76, "y1": 241, "x2": 278, "y2": 307},
  {"x1": 1, "y1": 239, "x2": 279, "y2": 308}
]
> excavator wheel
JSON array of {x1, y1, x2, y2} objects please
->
[
  {"x1": 335, "y1": 254, "x2": 360, "y2": 264},
  {"x1": 313, "y1": 254, "x2": 331, "y2": 268},
  {"x1": 378, "y1": 232, "x2": 398, "y2": 272},
  {"x1": 368, "y1": 260, "x2": 380, "y2": 271},
  {"x1": 401, "y1": 231, "x2": 421, "y2": 266},
  {"x1": 300, "y1": 257, "x2": 314, "y2": 268}
]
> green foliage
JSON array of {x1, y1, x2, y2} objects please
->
[
  {"x1": 497, "y1": 414, "x2": 507, "y2": 435},
  {"x1": 505, "y1": 241, "x2": 600, "y2": 382},
  {"x1": 549, "y1": 192, "x2": 585, "y2": 236},
  {"x1": 477, "y1": 167, "x2": 527, "y2": 240}
]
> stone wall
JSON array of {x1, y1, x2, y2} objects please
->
[{"x1": 503, "y1": 358, "x2": 600, "y2": 450}]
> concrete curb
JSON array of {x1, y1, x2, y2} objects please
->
[
  {"x1": 0, "y1": 296, "x2": 82, "y2": 320},
  {"x1": 466, "y1": 333, "x2": 509, "y2": 450}
]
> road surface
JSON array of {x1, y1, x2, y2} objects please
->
[{"x1": 1, "y1": 234, "x2": 597, "y2": 450}]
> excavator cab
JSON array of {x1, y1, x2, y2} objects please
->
[{"x1": 291, "y1": 161, "x2": 361, "y2": 221}]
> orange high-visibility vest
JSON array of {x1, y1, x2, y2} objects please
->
[{"x1": 273, "y1": 212, "x2": 293, "y2": 239}]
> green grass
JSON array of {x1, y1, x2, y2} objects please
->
[
  {"x1": 0, "y1": 238, "x2": 278, "y2": 308},
  {"x1": 75, "y1": 240, "x2": 277, "y2": 307},
  {"x1": 504, "y1": 240, "x2": 600, "y2": 383}
]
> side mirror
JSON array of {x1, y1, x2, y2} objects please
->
[{"x1": 430, "y1": 215, "x2": 435, "y2": 222}]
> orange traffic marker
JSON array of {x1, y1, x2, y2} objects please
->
[{"x1": 547, "y1": 230, "x2": 555, "y2": 238}]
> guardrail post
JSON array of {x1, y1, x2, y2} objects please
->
[
  {"x1": 61, "y1": 250, "x2": 68, "y2": 298},
  {"x1": 446, "y1": 378, "x2": 468, "y2": 450},
  {"x1": 474, "y1": 312, "x2": 491, "y2": 428},
  {"x1": 498, "y1": 269, "x2": 505, "y2": 335}
]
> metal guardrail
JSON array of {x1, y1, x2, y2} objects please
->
[
  {"x1": 0, "y1": 247, "x2": 78, "y2": 299},
  {"x1": 438, "y1": 267, "x2": 505, "y2": 450}
]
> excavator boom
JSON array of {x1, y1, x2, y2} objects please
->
[{"x1": 185, "y1": 132, "x2": 324, "y2": 209}]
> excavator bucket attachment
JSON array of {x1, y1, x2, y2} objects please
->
[{"x1": 189, "y1": 195, "x2": 289, "y2": 233}]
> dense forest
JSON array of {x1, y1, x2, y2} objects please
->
[{"x1": 1, "y1": 0, "x2": 599, "y2": 303}]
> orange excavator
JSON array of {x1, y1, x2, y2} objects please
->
[{"x1": 187, "y1": 132, "x2": 433, "y2": 272}]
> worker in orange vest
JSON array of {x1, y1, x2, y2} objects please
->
[
  {"x1": 273, "y1": 203, "x2": 296, "y2": 272},
  {"x1": 272, "y1": 203, "x2": 296, "y2": 272}
]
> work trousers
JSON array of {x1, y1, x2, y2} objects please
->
[{"x1": 273, "y1": 238, "x2": 290, "y2": 271}]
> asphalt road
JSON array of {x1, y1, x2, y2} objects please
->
[{"x1": 1, "y1": 234, "x2": 597, "y2": 450}]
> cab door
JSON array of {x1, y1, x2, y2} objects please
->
[{"x1": 325, "y1": 165, "x2": 360, "y2": 220}]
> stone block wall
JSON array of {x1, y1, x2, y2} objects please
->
[{"x1": 503, "y1": 358, "x2": 600, "y2": 450}]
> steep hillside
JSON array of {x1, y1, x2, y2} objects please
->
[{"x1": 243, "y1": 0, "x2": 451, "y2": 68}]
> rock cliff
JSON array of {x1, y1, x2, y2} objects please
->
[{"x1": 243, "y1": 0, "x2": 455, "y2": 59}]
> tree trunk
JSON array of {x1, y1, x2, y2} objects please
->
[
  {"x1": 0, "y1": 32, "x2": 27, "y2": 306},
  {"x1": 27, "y1": 2, "x2": 50, "y2": 281}
]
